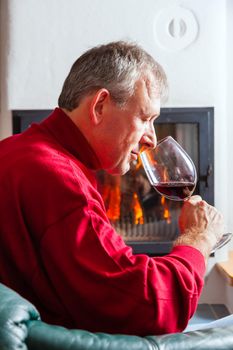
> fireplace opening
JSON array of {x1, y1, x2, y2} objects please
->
[{"x1": 13, "y1": 107, "x2": 214, "y2": 255}]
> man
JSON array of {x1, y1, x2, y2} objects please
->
[{"x1": 0, "y1": 41, "x2": 224, "y2": 335}]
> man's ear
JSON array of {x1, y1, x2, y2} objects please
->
[{"x1": 90, "y1": 88, "x2": 110, "y2": 125}]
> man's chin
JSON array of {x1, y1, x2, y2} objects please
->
[{"x1": 106, "y1": 163, "x2": 130, "y2": 176}]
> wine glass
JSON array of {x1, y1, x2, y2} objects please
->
[
  {"x1": 140, "y1": 136, "x2": 197, "y2": 201},
  {"x1": 140, "y1": 135, "x2": 232, "y2": 252}
]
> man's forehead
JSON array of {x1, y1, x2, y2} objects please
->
[
  {"x1": 124, "y1": 75, "x2": 160, "y2": 117},
  {"x1": 136, "y1": 74, "x2": 161, "y2": 100}
]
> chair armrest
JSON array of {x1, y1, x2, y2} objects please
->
[
  {"x1": 148, "y1": 326, "x2": 233, "y2": 349},
  {"x1": 0, "y1": 283, "x2": 40, "y2": 350},
  {"x1": 1, "y1": 282, "x2": 233, "y2": 350},
  {"x1": 27, "y1": 319, "x2": 233, "y2": 350},
  {"x1": 27, "y1": 320, "x2": 155, "y2": 350}
]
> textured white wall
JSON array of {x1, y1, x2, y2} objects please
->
[
  {"x1": 5, "y1": 0, "x2": 227, "y2": 109},
  {"x1": 227, "y1": 0, "x2": 233, "y2": 246}
]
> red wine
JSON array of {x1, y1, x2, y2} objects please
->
[{"x1": 153, "y1": 181, "x2": 195, "y2": 200}]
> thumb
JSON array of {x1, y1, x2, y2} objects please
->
[{"x1": 187, "y1": 195, "x2": 202, "y2": 204}]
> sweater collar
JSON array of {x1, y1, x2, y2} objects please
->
[{"x1": 41, "y1": 107, "x2": 101, "y2": 170}]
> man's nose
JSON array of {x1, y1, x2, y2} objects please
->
[
  {"x1": 150, "y1": 126, "x2": 157, "y2": 149},
  {"x1": 141, "y1": 124, "x2": 157, "y2": 150}
]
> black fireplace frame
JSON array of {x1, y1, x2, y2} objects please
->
[
  {"x1": 157, "y1": 107, "x2": 214, "y2": 205},
  {"x1": 12, "y1": 107, "x2": 214, "y2": 255},
  {"x1": 131, "y1": 107, "x2": 214, "y2": 255}
]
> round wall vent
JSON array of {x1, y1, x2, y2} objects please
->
[{"x1": 154, "y1": 6, "x2": 199, "y2": 51}]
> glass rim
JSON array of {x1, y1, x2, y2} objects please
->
[
  {"x1": 156, "y1": 135, "x2": 174, "y2": 145},
  {"x1": 140, "y1": 135, "x2": 181, "y2": 155},
  {"x1": 139, "y1": 135, "x2": 197, "y2": 185}
]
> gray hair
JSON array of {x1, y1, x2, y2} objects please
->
[{"x1": 58, "y1": 41, "x2": 168, "y2": 111}]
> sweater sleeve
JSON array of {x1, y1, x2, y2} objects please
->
[{"x1": 40, "y1": 200, "x2": 206, "y2": 336}]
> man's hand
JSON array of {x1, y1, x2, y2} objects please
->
[{"x1": 174, "y1": 195, "x2": 225, "y2": 262}]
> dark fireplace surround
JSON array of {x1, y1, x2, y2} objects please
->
[{"x1": 13, "y1": 107, "x2": 214, "y2": 256}]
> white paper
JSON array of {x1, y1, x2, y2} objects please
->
[{"x1": 184, "y1": 314, "x2": 233, "y2": 332}]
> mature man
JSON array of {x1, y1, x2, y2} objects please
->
[{"x1": 0, "y1": 41, "x2": 224, "y2": 335}]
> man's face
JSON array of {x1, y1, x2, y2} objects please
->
[{"x1": 96, "y1": 75, "x2": 161, "y2": 175}]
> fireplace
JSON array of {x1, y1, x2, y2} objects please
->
[{"x1": 13, "y1": 107, "x2": 214, "y2": 255}]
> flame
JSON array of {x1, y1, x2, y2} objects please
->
[
  {"x1": 162, "y1": 167, "x2": 169, "y2": 182},
  {"x1": 161, "y1": 196, "x2": 171, "y2": 224},
  {"x1": 100, "y1": 153, "x2": 172, "y2": 227},
  {"x1": 135, "y1": 155, "x2": 142, "y2": 170},
  {"x1": 102, "y1": 175, "x2": 121, "y2": 222},
  {"x1": 132, "y1": 192, "x2": 144, "y2": 224}
]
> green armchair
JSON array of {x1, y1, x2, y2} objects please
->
[{"x1": 1, "y1": 282, "x2": 233, "y2": 350}]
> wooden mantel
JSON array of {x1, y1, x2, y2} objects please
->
[{"x1": 217, "y1": 251, "x2": 233, "y2": 286}]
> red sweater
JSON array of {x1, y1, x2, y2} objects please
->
[{"x1": 0, "y1": 108, "x2": 205, "y2": 335}]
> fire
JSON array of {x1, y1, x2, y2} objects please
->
[
  {"x1": 132, "y1": 157, "x2": 144, "y2": 224},
  {"x1": 132, "y1": 192, "x2": 144, "y2": 224},
  {"x1": 161, "y1": 196, "x2": 171, "y2": 223},
  {"x1": 102, "y1": 175, "x2": 121, "y2": 222},
  {"x1": 135, "y1": 157, "x2": 142, "y2": 171},
  {"x1": 101, "y1": 162, "x2": 145, "y2": 225}
]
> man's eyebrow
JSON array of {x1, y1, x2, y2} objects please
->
[{"x1": 139, "y1": 107, "x2": 160, "y2": 119}]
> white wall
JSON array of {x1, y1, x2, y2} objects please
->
[
  {"x1": 0, "y1": 0, "x2": 12, "y2": 138},
  {"x1": 227, "y1": 0, "x2": 233, "y2": 244},
  {"x1": 1, "y1": 0, "x2": 233, "y2": 301},
  {"x1": 4, "y1": 0, "x2": 228, "y2": 109}
]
